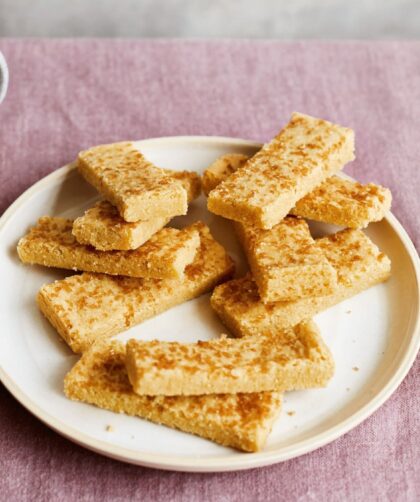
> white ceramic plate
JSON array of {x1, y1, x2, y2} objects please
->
[
  {"x1": 0, "y1": 50, "x2": 9, "y2": 103},
  {"x1": 0, "y1": 137, "x2": 419, "y2": 473}
]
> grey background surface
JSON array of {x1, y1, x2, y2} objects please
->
[{"x1": 0, "y1": 0, "x2": 419, "y2": 38}]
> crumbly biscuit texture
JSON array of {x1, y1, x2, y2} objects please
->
[
  {"x1": 202, "y1": 154, "x2": 249, "y2": 196},
  {"x1": 77, "y1": 142, "x2": 187, "y2": 222},
  {"x1": 37, "y1": 222, "x2": 235, "y2": 353},
  {"x1": 72, "y1": 201, "x2": 171, "y2": 251},
  {"x1": 203, "y1": 151, "x2": 390, "y2": 230},
  {"x1": 18, "y1": 216, "x2": 200, "y2": 279},
  {"x1": 125, "y1": 320, "x2": 334, "y2": 396},
  {"x1": 169, "y1": 170, "x2": 202, "y2": 203},
  {"x1": 207, "y1": 113, "x2": 355, "y2": 229},
  {"x1": 291, "y1": 176, "x2": 392, "y2": 228},
  {"x1": 64, "y1": 340, "x2": 282, "y2": 452},
  {"x1": 211, "y1": 229, "x2": 391, "y2": 337},
  {"x1": 72, "y1": 170, "x2": 201, "y2": 251},
  {"x1": 235, "y1": 217, "x2": 337, "y2": 302}
]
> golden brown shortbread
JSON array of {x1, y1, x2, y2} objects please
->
[
  {"x1": 77, "y1": 142, "x2": 187, "y2": 222},
  {"x1": 64, "y1": 340, "x2": 282, "y2": 452},
  {"x1": 207, "y1": 113, "x2": 355, "y2": 229},
  {"x1": 235, "y1": 217, "x2": 337, "y2": 302},
  {"x1": 202, "y1": 151, "x2": 390, "y2": 229},
  {"x1": 170, "y1": 169, "x2": 202, "y2": 203},
  {"x1": 72, "y1": 170, "x2": 200, "y2": 251},
  {"x1": 202, "y1": 153, "x2": 248, "y2": 196},
  {"x1": 37, "y1": 222, "x2": 234, "y2": 353},
  {"x1": 290, "y1": 176, "x2": 392, "y2": 228},
  {"x1": 18, "y1": 217, "x2": 200, "y2": 279},
  {"x1": 72, "y1": 201, "x2": 171, "y2": 251},
  {"x1": 211, "y1": 229, "x2": 391, "y2": 337},
  {"x1": 125, "y1": 321, "x2": 334, "y2": 396}
]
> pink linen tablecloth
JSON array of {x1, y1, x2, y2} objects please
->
[{"x1": 0, "y1": 39, "x2": 419, "y2": 501}]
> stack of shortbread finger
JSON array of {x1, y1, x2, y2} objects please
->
[
  {"x1": 18, "y1": 113, "x2": 392, "y2": 453},
  {"x1": 206, "y1": 113, "x2": 391, "y2": 339},
  {"x1": 18, "y1": 142, "x2": 234, "y2": 353}
]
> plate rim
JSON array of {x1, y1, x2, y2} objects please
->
[{"x1": 1, "y1": 135, "x2": 419, "y2": 473}]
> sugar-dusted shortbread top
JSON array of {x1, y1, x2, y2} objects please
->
[
  {"x1": 37, "y1": 222, "x2": 235, "y2": 353},
  {"x1": 18, "y1": 216, "x2": 200, "y2": 279},
  {"x1": 170, "y1": 169, "x2": 202, "y2": 203},
  {"x1": 64, "y1": 340, "x2": 282, "y2": 452},
  {"x1": 77, "y1": 142, "x2": 188, "y2": 222},
  {"x1": 208, "y1": 113, "x2": 355, "y2": 228},
  {"x1": 211, "y1": 229, "x2": 391, "y2": 337},
  {"x1": 202, "y1": 153, "x2": 248, "y2": 196},
  {"x1": 291, "y1": 176, "x2": 392, "y2": 228},
  {"x1": 72, "y1": 201, "x2": 171, "y2": 251},
  {"x1": 72, "y1": 170, "x2": 201, "y2": 251},
  {"x1": 125, "y1": 320, "x2": 334, "y2": 396},
  {"x1": 235, "y1": 217, "x2": 337, "y2": 302},
  {"x1": 203, "y1": 149, "x2": 390, "y2": 230}
]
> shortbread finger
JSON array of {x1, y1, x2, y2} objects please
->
[
  {"x1": 77, "y1": 142, "x2": 187, "y2": 222},
  {"x1": 37, "y1": 222, "x2": 234, "y2": 353},
  {"x1": 235, "y1": 217, "x2": 337, "y2": 302},
  {"x1": 208, "y1": 113, "x2": 355, "y2": 229},
  {"x1": 125, "y1": 320, "x2": 334, "y2": 396},
  {"x1": 18, "y1": 217, "x2": 200, "y2": 279},
  {"x1": 72, "y1": 170, "x2": 200, "y2": 251},
  {"x1": 170, "y1": 170, "x2": 202, "y2": 203},
  {"x1": 72, "y1": 201, "x2": 170, "y2": 251},
  {"x1": 202, "y1": 154, "x2": 248, "y2": 196},
  {"x1": 202, "y1": 151, "x2": 390, "y2": 230},
  {"x1": 211, "y1": 229, "x2": 391, "y2": 337},
  {"x1": 64, "y1": 340, "x2": 282, "y2": 452},
  {"x1": 290, "y1": 176, "x2": 392, "y2": 228}
]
